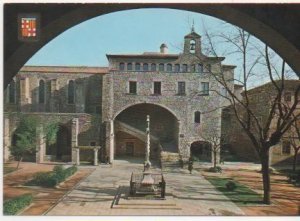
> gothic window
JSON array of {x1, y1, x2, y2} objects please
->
[
  {"x1": 201, "y1": 82, "x2": 209, "y2": 95},
  {"x1": 8, "y1": 80, "x2": 16, "y2": 103},
  {"x1": 282, "y1": 140, "x2": 291, "y2": 154},
  {"x1": 119, "y1": 62, "x2": 125, "y2": 71},
  {"x1": 190, "y1": 39, "x2": 196, "y2": 53},
  {"x1": 39, "y1": 80, "x2": 45, "y2": 104},
  {"x1": 167, "y1": 63, "x2": 172, "y2": 72},
  {"x1": 182, "y1": 64, "x2": 188, "y2": 72},
  {"x1": 153, "y1": 82, "x2": 161, "y2": 95},
  {"x1": 143, "y1": 63, "x2": 149, "y2": 71},
  {"x1": 68, "y1": 80, "x2": 75, "y2": 104},
  {"x1": 127, "y1": 63, "x2": 133, "y2": 71},
  {"x1": 135, "y1": 63, "x2": 141, "y2": 71},
  {"x1": 194, "y1": 111, "x2": 201, "y2": 123},
  {"x1": 178, "y1": 82, "x2": 186, "y2": 95},
  {"x1": 175, "y1": 64, "x2": 180, "y2": 72},
  {"x1": 151, "y1": 63, "x2": 156, "y2": 71},
  {"x1": 159, "y1": 63, "x2": 164, "y2": 71},
  {"x1": 129, "y1": 81, "x2": 137, "y2": 94},
  {"x1": 198, "y1": 64, "x2": 203, "y2": 73}
]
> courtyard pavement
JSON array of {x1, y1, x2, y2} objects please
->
[{"x1": 46, "y1": 158, "x2": 244, "y2": 216}]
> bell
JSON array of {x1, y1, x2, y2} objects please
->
[{"x1": 190, "y1": 42, "x2": 195, "y2": 51}]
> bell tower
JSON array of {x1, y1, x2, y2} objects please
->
[{"x1": 183, "y1": 23, "x2": 202, "y2": 55}]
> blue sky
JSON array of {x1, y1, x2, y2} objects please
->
[{"x1": 26, "y1": 8, "x2": 229, "y2": 67}]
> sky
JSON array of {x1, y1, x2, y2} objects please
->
[{"x1": 26, "y1": 8, "x2": 230, "y2": 67}]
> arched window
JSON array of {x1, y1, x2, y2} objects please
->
[
  {"x1": 68, "y1": 80, "x2": 75, "y2": 104},
  {"x1": 190, "y1": 39, "x2": 196, "y2": 53},
  {"x1": 159, "y1": 63, "x2": 164, "y2": 71},
  {"x1": 175, "y1": 64, "x2": 180, "y2": 72},
  {"x1": 127, "y1": 63, "x2": 133, "y2": 71},
  {"x1": 143, "y1": 63, "x2": 149, "y2": 71},
  {"x1": 194, "y1": 111, "x2": 201, "y2": 124},
  {"x1": 135, "y1": 63, "x2": 141, "y2": 71},
  {"x1": 182, "y1": 64, "x2": 188, "y2": 72},
  {"x1": 39, "y1": 80, "x2": 45, "y2": 104},
  {"x1": 151, "y1": 63, "x2": 156, "y2": 71},
  {"x1": 167, "y1": 63, "x2": 172, "y2": 72},
  {"x1": 119, "y1": 62, "x2": 125, "y2": 71},
  {"x1": 198, "y1": 64, "x2": 203, "y2": 73},
  {"x1": 8, "y1": 80, "x2": 16, "y2": 103}
]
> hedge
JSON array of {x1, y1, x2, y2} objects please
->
[
  {"x1": 4, "y1": 194, "x2": 33, "y2": 215},
  {"x1": 26, "y1": 165, "x2": 77, "y2": 187}
]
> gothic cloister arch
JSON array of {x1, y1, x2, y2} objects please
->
[{"x1": 4, "y1": 3, "x2": 300, "y2": 87}]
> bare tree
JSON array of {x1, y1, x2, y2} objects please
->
[{"x1": 203, "y1": 24, "x2": 300, "y2": 204}]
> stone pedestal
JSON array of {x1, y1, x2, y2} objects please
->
[{"x1": 94, "y1": 147, "x2": 99, "y2": 166}]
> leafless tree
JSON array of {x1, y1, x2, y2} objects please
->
[{"x1": 203, "y1": 24, "x2": 300, "y2": 204}]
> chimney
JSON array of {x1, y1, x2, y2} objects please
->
[{"x1": 160, "y1": 43, "x2": 168, "y2": 54}]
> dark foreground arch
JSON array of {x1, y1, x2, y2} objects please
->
[{"x1": 4, "y1": 3, "x2": 300, "y2": 87}]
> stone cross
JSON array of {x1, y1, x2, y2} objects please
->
[{"x1": 145, "y1": 115, "x2": 151, "y2": 169}]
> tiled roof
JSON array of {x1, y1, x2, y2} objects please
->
[
  {"x1": 20, "y1": 66, "x2": 108, "y2": 74},
  {"x1": 106, "y1": 53, "x2": 179, "y2": 59}
]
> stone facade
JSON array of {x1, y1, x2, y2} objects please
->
[
  {"x1": 4, "y1": 30, "x2": 236, "y2": 165},
  {"x1": 224, "y1": 80, "x2": 300, "y2": 165},
  {"x1": 4, "y1": 66, "x2": 106, "y2": 163},
  {"x1": 102, "y1": 30, "x2": 235, "y2": 163}
]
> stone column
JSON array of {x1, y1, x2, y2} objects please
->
[
  {"x1": 109, "y1": 119, "x2": 114, "y2": 164},
  {"x1": 71, "y1": 118, "x2": 80, "y2": 165},
  {"x1": 36, "y1": 126, "x2": 45, "y2": 163},
  {"x1": 4, "y1": 117, "x2": 10, "y2": 162},
  {"x1": 94, "y1": 147, "x2": 99, "y2": 166},
  {"x1": 19, "y1": 77, "x2": 31, "y2": 111},
  {"x1": 75, "y1": 80, "x2": 85, "y2": 113}
]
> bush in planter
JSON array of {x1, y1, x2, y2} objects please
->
[
  {"x1": 208, "y1": 166, "x2": 222, "y2": 173},
  {"x1": 226, "y1": 180, "x2": 237, "y2": 191},
  {"x1": 4, "y1": 194, "x2": 33, "y2": 215}
]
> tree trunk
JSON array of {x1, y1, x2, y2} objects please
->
[
  {"x1": 293, "y1": 149, "x2": 299, "y2": 172},
  {"x1": 16, "y1": 156, "x2": 23, "y2": 170},
  {"x1": 213, "y1": 150, "x2": 217, "y2": 169},
  {"x1": 261, "y1": 149, "x2": 271, "y2": 205}
]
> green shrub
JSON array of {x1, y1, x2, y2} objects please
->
[
  {"x1": 4, "y1": 194, "x2": 33, "y2": 215},
  {"x1": 26, "y1": 166, "x2": 78, "y2": 187},
  {"x1": 226, "y1": 180, "x2": 237, "y2": 191},
  {"x1": 208, "y1": 166, "x2": 222, "y2": 173}
]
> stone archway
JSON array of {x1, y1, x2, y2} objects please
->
[
  {"x1": 109, "y1": 103, "x2": 180, "y2": 162},
  {"x1": 46, "y1": 125, "x2": 71, "y2": 162},
  {"x1": 190, "y1": 141, "x2": 212, "y2": 162},
  {"x1": 4, "y1": 4, "x2": 300, "y2": 87}
]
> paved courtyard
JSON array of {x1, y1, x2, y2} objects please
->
[{"x1": 46, "y1": 159, "x2": 244, "y2": 215}]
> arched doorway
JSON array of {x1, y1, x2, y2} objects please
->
[
  {"x1": 113, "y1": 103, "x2": 179, "y2": 160},
  {"x1": 190, "y1": 141, "x2": 212, "y2": 162},
  {"x1": 46, "y1": 125, "x2": 71, "y2": 162}
]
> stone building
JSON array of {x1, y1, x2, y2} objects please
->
[
  {"x1": 4, "y1": 29, "x2": 235, "y2": 165},
  {"x1": 223, "y1": 80, "x2": 300, "y2": 165}
]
